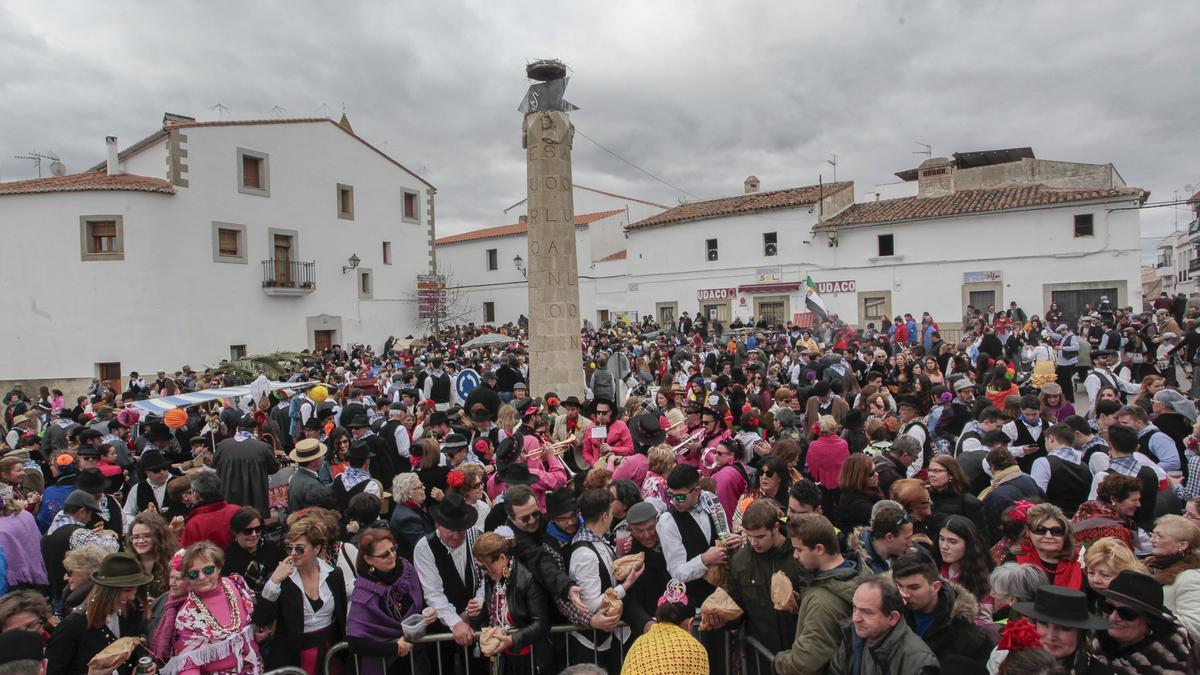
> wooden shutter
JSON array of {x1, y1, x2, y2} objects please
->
[
  {"x1": 242, "y1": 155, "x2": 261, "y2": 189},
  {"x1": 218, "y1": 228, "x2": 239, "y2": 257},
  {"x1": 90, "y1": 220, "x2": 117, "y2": 252}
]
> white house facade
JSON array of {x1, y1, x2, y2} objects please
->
[{"x1": 0, "y1": 114, "x2": 434, "y2": 393}]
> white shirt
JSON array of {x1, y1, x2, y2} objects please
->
[
  {"x1": 1030, "y1": 447, "x2": 1085, "y2": 493},
  {"x1": 903, "y1": 421, "x2": 928, "y2": 477},
  {"x1": 568, "y1": 530, "x2": 629, "y2": 650},
  {"x1": 261, "y1": 559, "x2": 336, "y2": 633},
  {"x1": 121, "y1": 477, "x2": 169, "y2": 532},
  {"x1": 1083, "y1": 368, "x2": 1139, "y2": 411},
  {"x1": 392, "y1": 422, "x2": 411, "y2": 459},
  {"x1": 1088, "y1": 454, "x2": 1167, "y2": 500},
  {"x1": 1002, "y1": 420, "x2": 1043, "y2": 457},
  {"x1": 657, "y1": 505, "x2": 713, "y2": 584},
  {"x1": 413, "y1": 531, "x2": 483, "y2": 630}
]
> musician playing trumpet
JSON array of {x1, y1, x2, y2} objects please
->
[
  {"x1": 582, "y1": 398, "x2": 633, "y2": 467},
  {"x1": 551, "y1": 396, "x2": 589, "y2": 471}
]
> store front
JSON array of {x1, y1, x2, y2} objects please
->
[
  {"x1": 737, "y1": 281, "x2": 799, "y2": 325},
  {"x1": 697, "y1": 287, "x2": 735, "y2": 322}
]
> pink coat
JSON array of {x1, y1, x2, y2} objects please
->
[
  {"x1": 806, "y1": 435, "x2": 849, "y2": 489},
  {"x1": 582, "y1": 419, "x2": 634, "y2": 466},
  {"x1": 711, "y1": 463, "x2": 748, "y2": 529}
]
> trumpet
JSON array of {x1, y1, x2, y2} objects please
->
[
  {"x1": 671, "y1": 429, "x2": 706, "y2": 456},
  {"x1": 524, "y1": 434, "x2": 576, "y2": 460}
]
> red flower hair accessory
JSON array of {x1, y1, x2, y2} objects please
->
[
  {"x1": 987, "y1": 358, "x2": 996, "y2": 366},
  {"x1": 741, "y1": 404, "x2": 753, "y2": 415},
  {"x1": 422, "y1": 399, "x2": 436, "y2": 410},
  {"x1": 253, "y1": 410, "x2": 268, "y2": 426},
  {"x1": 546, "y1": 397, "x2": 560, "y2": 408},
  {"x1": 475, "y1": 439, "x2": 492, "y2": 455},
  {"x1": 998, "y1": 618, "x2": 1043, "y2": 651},
  {"x1": 1010, "y1": 500, "x2": 1035, "y2": 524},
  {"x1": 446, "y1": 469, "x2": 465, "y2": 490},
  {"x1": 811, "y1": 422, "x2": 822, "y2": 436}
]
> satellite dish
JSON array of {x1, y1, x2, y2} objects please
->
[{"x1": 50, "y1": 161, "x2": 66, "y2": 177}]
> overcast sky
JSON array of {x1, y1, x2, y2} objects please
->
[{"x1": 2, "y1": 1, "x2": 1197, "y2": 259}]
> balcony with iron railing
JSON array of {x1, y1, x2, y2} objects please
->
[
  {"x1": 261, "y1": 259, "x2": 316, "y2": 295},
  {"x1": 1189, "y1": 258, "x2": 1200, "y2": 273}
]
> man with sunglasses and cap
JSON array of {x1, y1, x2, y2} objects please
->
[
  {"x1": 413, "y1": 494, "x2": 486, "y2": 670},
  {"x1": 41, "y1": 489, "x2": 120, "y2": 602},
  {"x1": 1093, "y1": 570, "x2": 1196, "y2": 673},
  {"x1": 992, "y1": 585, "x2": 1113, "y2": 674}
]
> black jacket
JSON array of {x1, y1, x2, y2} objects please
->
[
  {"x1": 930, "y1": 488, "x2": 987, "y2": 536},
  {"x1": 46, "y1": 608, "x2": 148, "y2": 675},
  {"x1": 835, "y1": 490, "x2": 879, "y2": 532},
  {"x1": 903, "y1": 582, "x2": 993, "y2": 666},
  {"x1": 511, "y1": 524, "x2": 574, "y2": 603},
  {"x1": 252, "y1": 566, "x2": 348, "y2": 671},
  {"x1": 475, "y1": 559, "x2": 552, "y2": 669},
  {"x1": 623, "y1": 540, "x2": 672, "y2": 638}
]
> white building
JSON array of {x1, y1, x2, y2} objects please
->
[
  {"x1": 0, "y1": 113, "x2": 435, "y2": 393},
  {"x1": 434, "y1": 185, "x2": 667, "y2": 325},
  {"x1": 618, "y1": 149, "x2": 1146, "y2": 334}
]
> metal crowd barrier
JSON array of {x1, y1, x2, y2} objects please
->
[{"x1": 276, "y1": 613, "x2": 745, "y2": 674}]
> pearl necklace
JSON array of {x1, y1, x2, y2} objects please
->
[{"x1": 188, "y1": 579, "x2": 242, "y2": 637}]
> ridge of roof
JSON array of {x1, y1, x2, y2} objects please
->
[
  {"x1": 817, "y1": 184, "x2": 1147, "y2": 229},
  {"x1": 434, "y1": 209, "x2": 624, "y2": 245},
  {"x1": 0, "y1": 172, "x2": 174, "y2": 196},
  {"x1": 625, "y1": 181, "x2": 853, "y2": 231}
]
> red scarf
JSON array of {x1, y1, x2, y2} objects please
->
[{"x1": 1014, "y1": 547, "x2": 1083, "y2": 590}]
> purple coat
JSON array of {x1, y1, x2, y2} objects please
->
[
  {"x1": 0, "y1": 510, "x2": 48, "y2": 587},
  {"x1": 346, "y1": 560, "x2": 424, "y2": 675}
]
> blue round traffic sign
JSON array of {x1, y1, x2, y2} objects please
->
[{"x1": 455, "y1": 368, "x2": 481, "y2": 400}]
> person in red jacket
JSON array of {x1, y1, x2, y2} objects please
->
[
  {"x1": 583, "y1": 398, "x2": 634, "y2": 466},
  {"x1": 181, "y1": 471, "x2": 241, "y2": 549},
  {"x1": 893, "y1": 316, "x2": 910, "y2": 346}
]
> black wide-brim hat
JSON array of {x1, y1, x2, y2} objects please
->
[
  {"x1": 561, "y1": 396, "x2": 582, "y2": 408},
  {"x1": 629, "y1": 413, "x2": 666, "y2": 447},
  {"x1": 345, "y1": 414, "x2": 371, "y2": 429},
  {"x1": 1095, "y1": 570, "x2": 1174, "y2": 622},
  {"x1": 346, "y1": 439, "x2": 373, "y2": 460},
  {"x1": 1012, "y1": 585, "x2": 1111, "y2": 631},
  {"x1": 545, "y1": 487, "x2": 578, "y2": 518},
  {"x1": 431, "y1": 493, "x2": 479, "y2": 531},
  {"x1": 497, "y1": 462, "x2": 539, "y2": 487},
  {"x1": 75, "y1": 468, "x2": 109, "y2": 493},
  {"x1": 138, "y1": 450, "x2": 171, "y2": 472},
  {"x1": 429, "y1": 411, "x2": 452, "y2": 426}
]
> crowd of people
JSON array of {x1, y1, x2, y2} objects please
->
[{"x1": 1, "y1": 296, "x2": 1200, "y2": 675}]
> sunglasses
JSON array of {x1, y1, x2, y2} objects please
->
[
  {"x1": 240, "y1": 526, "x2": 262, "y2": 535},
  {"x1": 286, "y1": 544, "x2": 308, "y2": 555},
  {"x1": 761, "y1": 470, "x2": 776, "y2": 478},
  {"x1": 1032, "y1": 525, "x2": 1066, "y2": 537},
  {"x1": 367, "y1": 546, "x2": 397, "y2": 559},
  {"x1": 1100, "y1": 600, "x2": 1141, "y2": 622},
  {"x1": 516, "y1": 512, "x2": 541, "y2": 523},
  {"x1": 667, "y1": 488, "x2": 696, "y2": 503},
  {"x1": 185, "y1": 565, "x2": 217, "y2": 581}
]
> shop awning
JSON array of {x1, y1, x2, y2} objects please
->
[{"x1": 737, "y1": 282, "x2": 801, "y2": 293}]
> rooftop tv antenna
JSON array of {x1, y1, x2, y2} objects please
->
[
  {"x1": 913, "y1": 142, "x2": 931, "y2": 159},
  {"x1": 269, "y1": 105, "x2": 287, "y2": 118},
  {"x1": 316, "y1": 102, "x2": 332, "y2": 117},
  {"x1": 12, "y1": 151, "x2": 61, "y2": 179},
  {"x1": 827, "y1": 154, "x2": 838, "y2": 182},
  {"x1": 209, "y1": 102, "x2": 232, "y2": 119}
]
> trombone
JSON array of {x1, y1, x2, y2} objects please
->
[{"x1": 526, "y1": 434, "x2": 578, "y2": 479}]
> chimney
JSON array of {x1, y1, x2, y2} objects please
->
[
  {"x1": 916, "y1": 157, "x2": 953, "y2": 198},
  {"x1": 744, "y1": 175, "x2": 760, "y2": 194},
  {"x1": 519, "y1": 215, "x2": 528, "y2": 224},
  {"x1": 105, "y1": 136, "x2": 121, "y2": 176}
]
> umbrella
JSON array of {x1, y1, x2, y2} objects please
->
[{"x1": 462, "y1": 333, "x2": 521, "y2": 348}]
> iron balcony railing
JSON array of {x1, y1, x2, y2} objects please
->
[
  {"x1": 261, "y1": 259, "x2": 316, "y2": 290},
  {"x1": 1190, "y1": 258, "x2": 1200, "y2": 273}
]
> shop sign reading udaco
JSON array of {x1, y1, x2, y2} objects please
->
[
  {"x1": 697, "y1": 287, "x2": 737, "y2": 301},
  {"x1": 815, "y1": 280, "x2": 855, "y2": 294}
]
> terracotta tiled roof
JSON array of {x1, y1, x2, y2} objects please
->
[
  {"x1": 0, "y1": 172, "x2": 174, "y2": 196},
  {"x1": 597, "y1": 250, "x2": 627, "y2": 262},
  {"x1": 435, "y1": 209, "x2": 624, "y2": 245},
  {"x1": 818, "y1": 184, "x2": 1148, "y2": 229},
  {"x1": 625, "y1": 182, "x2": 853, "y2": 231}
]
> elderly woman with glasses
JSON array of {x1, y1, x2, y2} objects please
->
[
  {"x1": 1006, "y1": 503, "x2": 1083, "y2": 589},
  {"x1": 152, "y1": 541, "x2": 262, "y2": 675},
  {"x1": 1093, "y1": 570, "x2": 1197, "y2": 674},
  {"x1": 390, "y1": 472, "x2": 435, "y2": 562},
  {"x1": 1145, "y1": 514, "x2": 1200, "y2": 642},
  {"x1": 346, "y1": 527, "x2": 433, "y2": 675},
  {"x1": 254, "y1": 513, "x2": 348, "y2": 674},
  {"x1": 447, "y1": 464, "x2": 491, "y2": 526}
]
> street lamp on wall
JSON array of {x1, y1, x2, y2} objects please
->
[
  {"x1": 513, "y1": 254, "x2": 526, "y2": 278},
  {"x1": 342, "y1": 253, "x2": 361, "y2": 274}
]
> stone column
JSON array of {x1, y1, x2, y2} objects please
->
[{"x1": 523, "y1": 79, "x2": 584, "y2": 399}]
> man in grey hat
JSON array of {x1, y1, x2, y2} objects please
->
[
  {"x1": 1054, "y1": 323, "x2": 1080, "y2": 403},
  {"x1": 40, "y1": 489, "x2": 119, "y2": 600},
  {"x1": 621, "y1": 501, "x2": 671, "y2": 637}
]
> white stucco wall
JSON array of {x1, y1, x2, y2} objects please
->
[{"x1": 0, "y1": 120, "x2": 431, "y2": 383}]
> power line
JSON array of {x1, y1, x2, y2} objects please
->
[{"x1": 575, "y1": 129, "x2": 704, "y2": 201}]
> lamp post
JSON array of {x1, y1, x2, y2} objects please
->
[
  {"x1": 514, "y1": 254, "x2": 526, "y2": 278},
  {"x1": 342, "y1": 253, "x2": 360, "y2": 274}
]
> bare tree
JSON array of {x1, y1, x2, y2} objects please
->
[{"x1": 402, "y1": 264, "x2": 479, "y2": 333}]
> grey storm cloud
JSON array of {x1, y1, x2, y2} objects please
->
[{"x1": 1, "y1": 0, "x2": 1197, "y2": 255}]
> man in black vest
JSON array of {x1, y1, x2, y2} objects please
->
[
  {"x1": 121, "y1": 450, "x2": 178, "y2": 526},
  {"x1": 41, "y1": 490, "x2": 119, "y2": 600},
  {"x1": 622, "y1": 501, "x2": 672, "y2": 637},
  {"x1": 898, "y1": 395, "x2": 934, "y2": 476},
  {"x1": 73, "y1": 467, "x2": 123, "y2": 535},
  {"x1": 1029, "y1": 423, "x2": 1092, "y2": 518},
  {"x1": 568, "y1": 489, "x2": 644, "y2": 671},
  {"x1": 348, "y1": 414, "x2": 397, "y2": 489},
  {"x1": 412, "y1": 494, "x2": 484, "y2": 672},
  {"x1": 421, "y1": 357, "x2": 453, "y2": 412},
  {"x1": 332, "y1": 440, "x2": 382, "y2": 513},
  {"x1": 657, "y1": 464, "x2": 739, "y2": 673},
  {"x1": 380, "y1": 404, "x2": 412, "y2": 473},
  {"x1": 1002, "y1": 394, "x2": 1048, "y2": 474}
]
